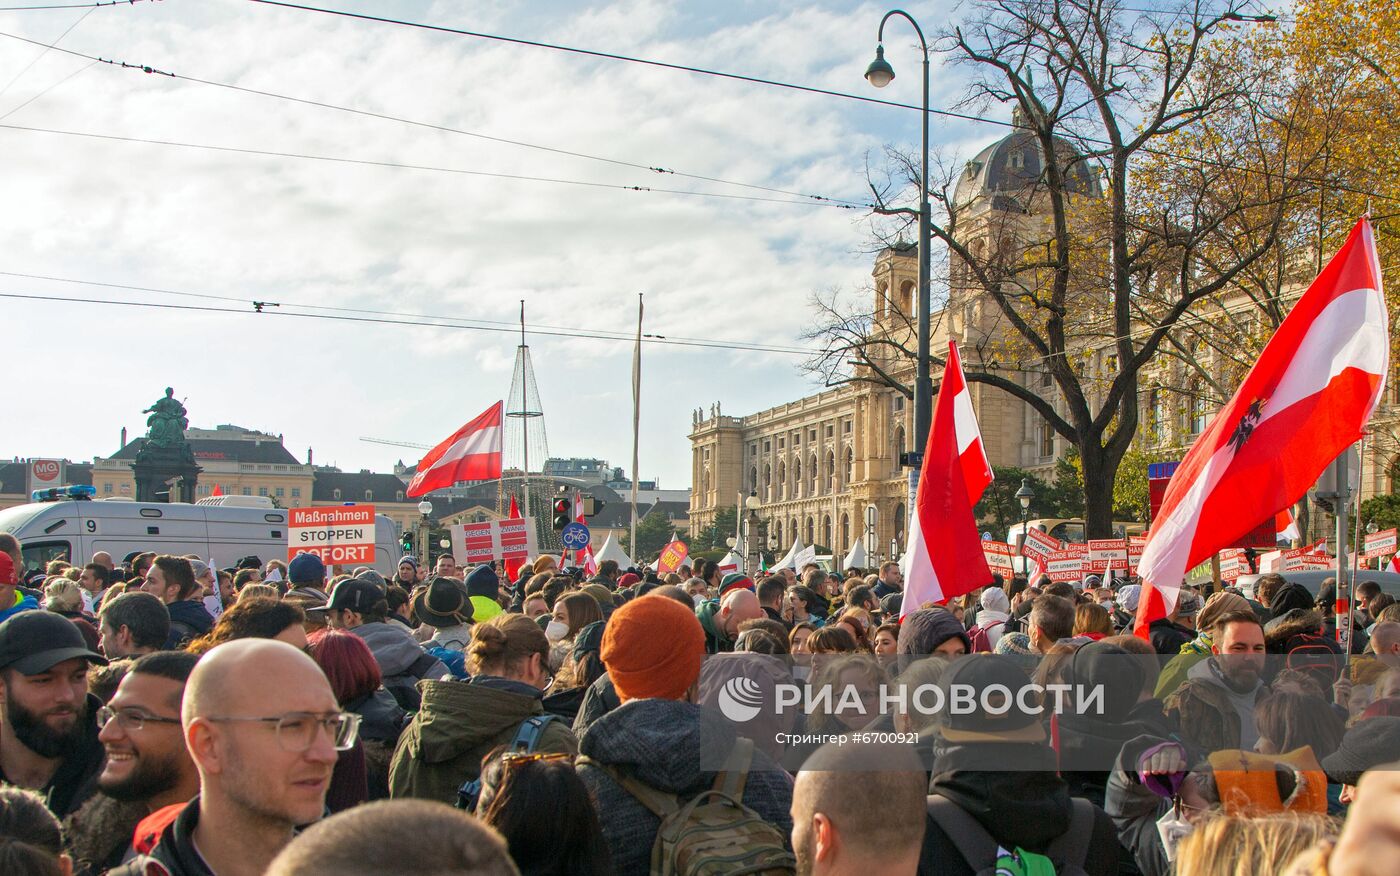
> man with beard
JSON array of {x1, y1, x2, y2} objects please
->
[
  {"x1": 66, "y1": 651, "x2": 201, "y2": 873},
  {"x1": 115, "y1": 639, "x2": 346, "y2": 876},
  {"x1": 1165, "y1": 610, "x2": 1269, "y2": 752},
  {"x1": 0, "y1": 610, "x2": 108, "y2": 817}
]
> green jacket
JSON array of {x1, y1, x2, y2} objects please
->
[
  {"x1": 388, "y1": 678, "x2": 577, "y2": 806},
  {"x1": 695, "y1": 599, "x2": 734, "y2": 654},
  {"x1": 1153, "y1": 634, "x2": 1213, "y2": 701}
]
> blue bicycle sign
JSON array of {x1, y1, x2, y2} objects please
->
[{"x1": 561, "y1": 522, "x2": 591, "y2": 551}]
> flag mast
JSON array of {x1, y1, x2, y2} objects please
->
[{"x1": 630, "y1": 293, "x2": 643, "y2": 563}]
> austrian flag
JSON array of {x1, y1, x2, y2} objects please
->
[
  {"x1": 1135, "y1": 218, "x2": 1389, "y2": 633},
  {"x1": 406, "y1": 402, "x2": 505, "y2": 498}
]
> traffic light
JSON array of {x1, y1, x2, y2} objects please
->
[
  {"x1": 552, "y1": 498, "x2": 572, "y2": 530},
  {"x1": 401, "y1": 530, "x2": 415, "y2": 553}
]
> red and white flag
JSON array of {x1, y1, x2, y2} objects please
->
[
  {"x1": 1135, "y1": 218, "x2": 1388, "y2": 635},
  {"x1": 406, "y1": 402, "x2": 504, "y2": 498},
  {"x1": 902, "y1": 341, "x2": 994, "y2": 617},
  {"x1": 1276, "y1": 508, "x2": 1300, "y2": 543}
]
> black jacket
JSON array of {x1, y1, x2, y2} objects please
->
[
  {"x1": 918, "y1": 742, "x2": 1120, "y2": 876},
  {"x1": 0, "y1": 693, "x2": 104, "y2": 818},
  {"x1": 165, "y1": 600, "x2": 215, "y2": 649},
  {"x1": 1147, "y1": 618, "x2": 1192, "y2": 656},
  {"x1": 110, "y1": 797, "x2": 214, "y2": 876}
]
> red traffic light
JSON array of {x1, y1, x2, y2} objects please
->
[{"x1": 553, "y1": 499, "x2": 571, "y2": 515}]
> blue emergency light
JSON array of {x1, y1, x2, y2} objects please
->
[{"x1": 31, "y1": 484, "x2": 97, "y2": 502}]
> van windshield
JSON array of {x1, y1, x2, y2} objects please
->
[
  {"x1": 0, "y1": 503, "x2": 50, "y2": 535},
  {"x1": 21, "y1": 540, "x2": 74, "y2": 577}
]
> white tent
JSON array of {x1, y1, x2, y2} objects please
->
[
  {"x1": 842, "y1": 540, "x2": 868, "y2": 571},
  {"x1": 593, "y1": 533, "x2": 634, "y2": 570},
  {"x1": 717, "y1": 550, "x2": 744, "y2": 573},
  {"x1": 776, "y1": 537, "x2": 805, "y2": 570}
]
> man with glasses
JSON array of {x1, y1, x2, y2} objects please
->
[
  {"x1": 70, "y1": 651, "x2": 201, "y2": 873},
  {"x1": 0, "y1": 610, "x2": 108, "y2": 818},
  {"x1": 116, "y1": 639, "x2": 357, "y2": 876}
]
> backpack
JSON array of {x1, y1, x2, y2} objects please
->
[
  {"x1": 583, "y1": 737, "x2": 795, "y2": 876},
  {"x1": 456, "y1": 714, "x2": 560, "y2": 811},
  {"x1": 927, "y1": 795, "x2": 1094, "y2": 876},
  {"x1": 967, "y1": 624, "x2": 992, "y2": 653}
]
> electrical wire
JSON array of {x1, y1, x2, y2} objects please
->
[
  {"x1": 0, "y1": 4, "x2": 91, "y2": 101},
  {"x1": 0, "y1": 267, "x2": 822, "y2": 351},
  {"x1": 0, "y1": 283, "x2": 819, "y2": 355},
  {"x1": 0, "y1": 0, "x2": 146, "y2": 10},
  {"x1": 0, "y1": 121, "x2": 862, "y2": 208}
]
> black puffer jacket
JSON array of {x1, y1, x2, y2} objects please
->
[{"x1": 576, "y1": 698, "x2": 794, "y2": 876}]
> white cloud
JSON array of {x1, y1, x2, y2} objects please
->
[{"x1": 0, "y1": 0, "x2": 997, "y2": 487}]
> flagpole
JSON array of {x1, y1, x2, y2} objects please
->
[
  {"x1": 519, "y1": 301, "x2": 531, "y2": 535},
  {"x1": 630, "y1": 293, "x2": 643, "y2": 564},
  {"x1": 1346, "y1": 436, "x2": 1367, "y2": 665}
]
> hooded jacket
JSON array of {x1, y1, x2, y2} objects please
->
[
  {"x1": 898, "y1": 608, "x2": 972, "y2": 657},
  {"x1": 918, "y1": 742, "x2": 1120, "y2": 876},
  {"x1": 351, "y1": 621, "x2": 448, "y2": 711},
  {"x1": 1147, "y1": 617, "x2": 1193, "y2": 656},
  {"x1": 1165, "y1": 656, "x2": 1267, "y2": 753},
  {"x1": 1103, "y1": 735, "x2": 1179, "y2": 876},
  {"x1": 164, "y1": 600, "x2": 214, "y2": 649},
  {"x1": 388, "y1": 676, "x2": 577, "y2": 805},
  {"x1": 63, "y1": 792, "x2": 147, "y2": 876},
  {"x1": 694, "y1": 599, "x2": 734, "y2": 654},
  {"x1": 0, "y1": 590, "x2": 38, "y2": 622},
  {"x1": 576, "y1": 698, "x2": 794, "y2": 876},
  {"x1": 1154, "y1": 632, "x2": 1214, "y2": 700},
  {"x1": 1270, "y1": 582, "x2": 1315, "y2": 619}
]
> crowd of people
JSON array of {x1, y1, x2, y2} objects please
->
[{"x1": 1, "y1": 528, "x2": 1399, "y2": 875}]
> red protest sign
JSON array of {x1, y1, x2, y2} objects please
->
[
  {"x1": 657, "y1": 540, "x2": 689, "y2": 574},
  {"x1": 289, "y1": 505, "x2": 376, "y2": 566},
  {"x1": 1364, "y1": 528, "x2": 1398, "y2": 559},
  {"x1": 982, "y1": 540, "x2": 1014, "y2": 576},
  {"x1": 1020, "y1": 527, "x2": 1062, "y2": 560}
]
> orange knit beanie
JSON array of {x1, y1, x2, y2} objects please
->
[{"x1": 602, "y1": 594, "x2": 705, "y2": 702}]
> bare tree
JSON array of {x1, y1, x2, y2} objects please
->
[{"x1": 808, "y1": 0, "x2": 1323, "y2": 537}]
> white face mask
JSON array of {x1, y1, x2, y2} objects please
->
[
  {"x1": 545, "y1": 620, "x2": 569, "y2": 642},
  {"x1": 1099, "y1": 600, "x2": 1115, "y2": 610},
  {"x1": 692, "y1": 594, "x2": 706, "y2": 607}
]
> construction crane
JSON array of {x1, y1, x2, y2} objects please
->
[{"x1": 359, "y1": 437, "x2": 431, "y2": 450}]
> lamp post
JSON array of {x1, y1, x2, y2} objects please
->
[
  {"x1": 745, "y1": 491, "x2": 764, "y2": 574},
  {"x1": 865, "y1": 503, "x2": 879, "y2": 566},
  {"x1": 1015, "y1": 479, "x2": 1035, "y2": 572},
  {"x1": 866, "y1": 10, "x2": 932, "y2": 458},
  {"x1": 416, "y1": 499, "x2": 433, "y2": 570}
]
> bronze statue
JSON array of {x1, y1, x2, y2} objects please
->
[{"x1": 142, "y1": 388, "x2": 189, "y2": 448}]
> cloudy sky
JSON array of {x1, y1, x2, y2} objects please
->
[{"x1": 0, "y1": 0, "x2": 1000, "y2": 487}]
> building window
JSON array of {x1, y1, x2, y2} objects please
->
[
  {"x1": 242, "y1": 487, "x2": 252, "y2": 496},
  {"x1": 825, "y1": 425, "x2": 834, "y2": 438},
  {"x1": 396, "y1": 490, "x2": 404, "y2": 502},
  {"x1": 1039, "y1": 420, "x2": 1055, "y2": 458},
  {"x1": 846, "y1": 447, "x2": 854, "y2": 483},
  {"x1": 291, "y1": 488, "x2": 301, "y2": 499},
  {"x1": 1185, "y1": 380, "x2": 1208, "y2": 435},
  {"x1": 365, "y1": 490, "x2": 373, "y2": 501},
  {"x1": 1041, "y1": 369, "x2": 1053, "y2": 388},
  {"x1": 1146, "y1": 390, "x2": 1163, "y2": 443},
  {"x1": 809, "y1": 430, "x2": 817, "y2": 442},
  {"x1": 893, "y1": 395, "x2": 905, "y2": 412},
  {"x1": 258, "y1": 487, "x2": 268, "y2": 497},
  {"x1": 840, "y1": 513, "x2": 850, "y2": 552},
  {"x1": 805, "y1": 517, "x2": 814, "y2": 545},
  {"x1": 275, "y1": 487, "x2": 285, "y2": 498},
  {"x1": 894, "y1": 425, "x2": 906, "y2": 459},
  {"x1": 764, "y1": 440, "x2": 771, "y2": 452},
  {"x1": 102, "y1": 483, "x2": 113, "y2": 494},
  {"x1": 844, "y1": 420, "x2": 852, "y2": 434},
  {"x1": 332, "y1": 488, "x2": 341, "y2": 500}
]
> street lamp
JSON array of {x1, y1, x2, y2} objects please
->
[
  {"x1": 417, "y1": 500, "x2": 433, "y2": 569},
  {"x1": 745, "y1": 491, "x2": 764, "y2": 575},
  {"x1": 865, "y1": 503, "x2": 879, "y2": 565},
  {"x1": 866, "y1": 10, "x2": 932, "y2": 459},
  {"x1": 1015, "y1": 478, "x2": 1035, "y2": 560}
]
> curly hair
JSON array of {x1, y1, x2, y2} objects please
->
[{"x1": 186, "y1": 597, "x2": 305, "y2": 655}]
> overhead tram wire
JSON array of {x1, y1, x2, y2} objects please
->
[
  {"x1": 239, "y1": 1, "x2": 1387, "y2": 206},
  {"x1": 0, "y1": 29, "x2": 867, "y2": 210},
  {"x1": 0, "y1": 282, "x2": 817, "y2": 356},
  {"x1": 0, "y1": 0, "x2": 148, "y2": 10},
  {"x1": 0, "y1": 122, "x2": 861, "y2": 208}
]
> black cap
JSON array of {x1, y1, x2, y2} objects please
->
[
  {"x1": 1321, "y1": 717, "x2": 1400, "y2": 785},
  {"x1": 411, "y1": 577, "x2": 474, "y2": 628},
  {"x1": 307, "y1": 578, "x2": 384, "y2": 618},
  {"x1": 0, "y1": 611, "x2": 108, "y2": 675},
  {"x1": 938, "y1": 654, "x2": 1045, "y2": 744}
]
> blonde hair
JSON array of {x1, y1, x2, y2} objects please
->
[
  {"x1": 43, "y1": 578, "x2": 84, "y2": 613},
  {"x1": 1174, "y1": 812, "x2": 1339, "y2": 876},
  {"x1": 1074, "y1": 602, "x2": 1114, "y2": 637},
  {"x1": 237, "y1": 583, "x2": 280, "y2": 602}
]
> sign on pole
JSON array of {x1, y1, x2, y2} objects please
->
[
  {"x1": 1046, "y1": 545, "x2": 1086, "y2": 580},
  {"x1": 1086, "y1": 539, "x2": 1128, "y2": 575},
  {"x1": 449, "y1": 518, "x2": 540, "y2": 568},
  {"x1": 1363, "y1": 528, "x2": 1398, "y2": 559},
  {"x1": 981, "y1": 540, "x2": 1014, "y2": 577},
  {"x1": 1020, "y1": 527, "x2": 1062, "y2": 561},
  {"x1": 289, "y1": 506, "x2": 376, "y2": 566},
  {"x1": 561, "y1": 522, "x2": 592, "y2": 552},
  {"x1": 27, "y1": 458, "x2": 64, "y2": 493}
]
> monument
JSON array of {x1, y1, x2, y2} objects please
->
[{"x1": 131, "y1": 388, "x2": 202, "y2": 502}]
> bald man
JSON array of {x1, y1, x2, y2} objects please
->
[
  {"x1": 91, "y1": 551, "x2": 115, "y2": 572},
  {"x1": 792, "y1": 742, "x2": 927, "y2": 876},
  {"x1": 1372, "y1": 621, "x2": 1400, "y2": 670},
  {"x1": 697, "y1": 588, "x2": 766, "y2": 654},
  {"x1": 114, "y1": 639, "x2": 352, "y2": 876}
]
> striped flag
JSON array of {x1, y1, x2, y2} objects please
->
[
  {"x1": 902, "y1": 341, "x2": 994, "y2": 616},
  {"x1": 406, "y1": 402, "x2": 504, "y2": 498},
  {"x1": 1136, "y1": 218, "x2": 1389, "y2": 634}
]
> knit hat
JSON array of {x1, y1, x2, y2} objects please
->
[
  {"x1": 398, "y1": 555, "x2": 419, "y2": 570},
  {"x1": 1118, "y1": 584, "x2": 1142, "y2": 613},
  {"x1": 464, "y1": 564, "x2": 500, "y2": 600},
  {"x1": 1321, "y1": 717, "x2": 1400, "y2": 786},
  {"x1": 601, "y1": 594, "x2": 704, "y2": 702},
  {"x1": 897, "y1": 608, "x2": 972, "y2": 656},
  {"x1": 287, "y1": 553, "x2": 326, "y2": 585},
  {"x1": 1198, "y1": 591, "x2": 1251, "y2": 633},
  {"x1": 580, "y1": 583, "x2": 615, "y2": 611},
  {"x1": 617, "y1": 573, "x2": 640, "y2": 589},
  {"x1": 719, "y1": 572, "x2": 754, "y2": 596},
  {"x1": 0, "y1": 553, "x2": 15, "y2": 586},
  {"x1": 979, "y1": 587, "x2": 1010, "y2": 614}
]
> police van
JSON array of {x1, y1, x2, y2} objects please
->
[{"x1": 0, "y1": 486, "x2": 399, "y2": 578}]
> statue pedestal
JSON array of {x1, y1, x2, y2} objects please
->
[{"x1": 132, "y1": 445, "x2": 202, "y2": 503}]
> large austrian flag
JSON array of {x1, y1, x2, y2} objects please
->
[
  {"x1": 1136, "y1": 218, "x2": 1389, "y2": 633},
  {"x1": 406, "y1": 402, "x2": 505, "y2": 498},
  {"x1": 902, "y1": 341, "x2": 994, "y2": 617}
]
